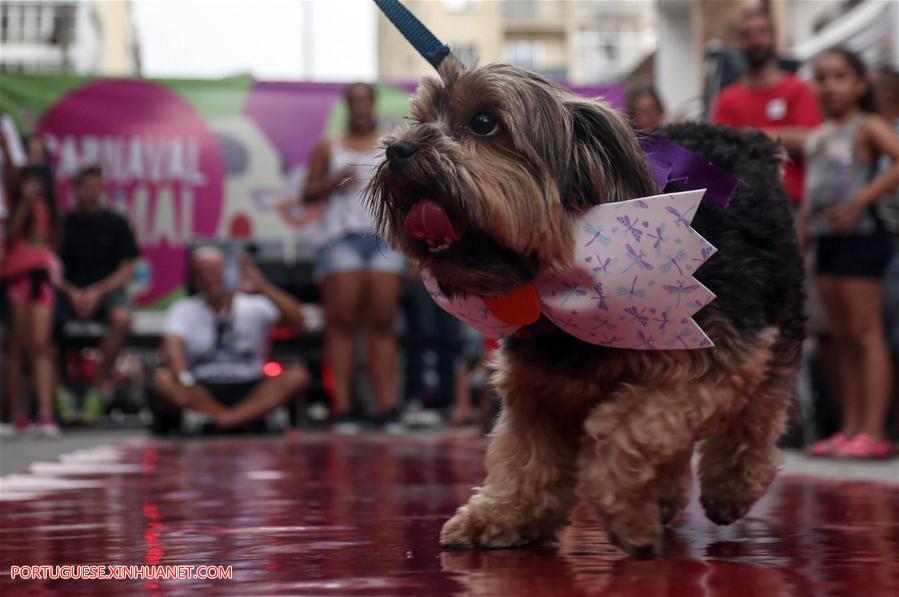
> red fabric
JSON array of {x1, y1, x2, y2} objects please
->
[
  {"x1": 0, "y1": 240, "x2": 60, "y2": 280},
  {"x1": 1, "y1": 200, "x2": 60, "y2": 281},
  {"x1": 711, "y1": 74, "x2": 823, "y2": 204}
]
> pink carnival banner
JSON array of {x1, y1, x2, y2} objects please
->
[{"x1": 0, "y1": 74, "x2": 624, "y2": 308}]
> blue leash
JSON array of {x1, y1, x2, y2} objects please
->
[{"x1": 373, "y1": 0, "x2": 450, "y2": 69}]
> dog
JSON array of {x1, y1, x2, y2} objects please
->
[{"x1": 367, "y1": 56, "x2": 804, "y2": 556}]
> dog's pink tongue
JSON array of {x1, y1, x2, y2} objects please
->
[{"x1": 404, "y1": 199, "x2": 460, "y2": 242}]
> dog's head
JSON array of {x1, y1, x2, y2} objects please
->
[{"x1": 367, "y1": 58, "x2": 656, "y2": 296}]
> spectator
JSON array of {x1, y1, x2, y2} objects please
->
[
  {"x1": 626, "y1": 86, "x2": 665, "y2": 135},
  {"x1": 151, "y1": 247, "x2": 309, "y2": 431},
  {"x1": 873, "y1": 66, "x2": 899, "y2": 427},
  {"x1": 302, "y1": 83, "x2": 406, "y2": 433},
  {"x1": 403, "y1": 267, "x2": 460, "y2": 424},
  {"x1": 1, "y1": 166, "x2": 64, "y2": 437},
  {"x1": 57, "y1": 166, "x2": 139, "y2": 423},
  {"x1": 25, "y1": 133, "x2": 53, "y2": 167},
  {"x1": 710, "y1": 8, "x2": 822, "y2": 208},
  {"x1": 802, "y1": 48, "x2": 899, "y2": 459},
  {"x1": 449, "y1": 325, "x2": 485, "y2": 427}
]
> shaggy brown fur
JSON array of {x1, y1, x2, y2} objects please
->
[{"x1": 367, "y1": 56, "x2": 803, "y2": 556}]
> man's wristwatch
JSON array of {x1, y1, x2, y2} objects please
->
[{"x1": 177, "y1": 371, "x2": 196, "y2": 388}]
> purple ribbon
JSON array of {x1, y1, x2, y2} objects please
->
[{"x1": 639, "y1": 135, "x2": 739, "y2": 208}]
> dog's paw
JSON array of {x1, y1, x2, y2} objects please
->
[
  {"x1": 659, "y1": 493, "x2": 689, "y2": 526},
  {"x1": 700, "y1": 493, "x2": 753, "y2": 526},
  {"x1": 440, "y1": 506, "x2": 534, "y2": 549},
  {"x1": 604, "y1": 514, "x2": 663, "y2": 557}
]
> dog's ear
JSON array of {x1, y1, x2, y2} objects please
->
[{"x1": 561, "y1": 100, "x2": 657, "y2": 210}]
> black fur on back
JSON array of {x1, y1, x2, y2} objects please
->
[{"x1": 656, "y1": 123, "x2": 805, "y2": 348}]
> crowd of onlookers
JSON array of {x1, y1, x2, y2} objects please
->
[
  {"x1": 0, "y1": 141, "x2": 141, "y2": 438},
  {"x1": 2, "y1": 7, "x2": 897, "y2": 457}
]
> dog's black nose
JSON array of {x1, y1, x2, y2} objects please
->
[{"x1": 386, "y1": 141, "x2": 418, "y2": 165}]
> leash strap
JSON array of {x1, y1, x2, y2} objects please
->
[{"x1": 373, "y1": 0, "x2": 451, "y2": 69}]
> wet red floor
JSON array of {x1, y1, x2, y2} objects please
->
[{"x1": 1, "y1": 432, "x2": 897, "y2": 596}]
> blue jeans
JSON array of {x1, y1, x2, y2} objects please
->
[{"x1": 314, "y1": 233, "x2": 406, "y2": 282}]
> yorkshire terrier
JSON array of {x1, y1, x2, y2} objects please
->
[{"x1": 368, "y1": 57, "x2": 804, "y2": 555}]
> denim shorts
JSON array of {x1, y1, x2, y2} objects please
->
[{"x1": 314, "y1": 233, "x2": 406, "y2": 282}]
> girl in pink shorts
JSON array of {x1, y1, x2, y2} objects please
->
[{"x1": 1, "y1": 165, "x2": 63, "y2": 437}]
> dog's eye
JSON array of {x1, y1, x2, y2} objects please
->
[{"x1": 469, "y1": 112, "x2": 498, "y2": 137}]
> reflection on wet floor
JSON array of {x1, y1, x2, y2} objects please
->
[{"x1": 1, "y1": 432, "x2": 897, "y2": 596}]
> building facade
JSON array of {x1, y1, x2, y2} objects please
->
[
  {"x1": 377, "y1": 0, "x2": 655, "y2": 85},
  {"x1": 1, "y1": 0, "x2": 140, "y2": 75}
]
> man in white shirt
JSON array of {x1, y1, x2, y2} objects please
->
[{"x1": 152, "y1": 246, "x2": 309, "y2": 431}]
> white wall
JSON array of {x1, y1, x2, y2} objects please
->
[{"x1": 655, "y1": 0, "x2": 700, "y2": 120}]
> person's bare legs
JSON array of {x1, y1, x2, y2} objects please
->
[
  {"x1": 818, "y1": 276, "x2": 862, "y2": 436},
  {"x1": 153, "y1": 367, "x2": 310, "y2": 429},
  {"x1": 5, "y1": 302, "x2": 29, "y2": 423},
  {"x1": 152, "y1": 369, "x2": 229, "y2": 419},
  {"x1": 320, "y1": 272, "x2": 365, "y2": 416},
  {"x1": 95, "y1": 307, "x2": 132, "y2": 394},
  {"x1": 215, "y1": 365, "x2": 310, "y2": 429},
  {"x1": 837, "y1": 278, "x2": 893, "y2": 441},
  {"x1": 28, "y1": 303, "x2": 56, "y2": 420},
  {"x1": 364, "y1": 272, "x2": 403, "y2": 414}
]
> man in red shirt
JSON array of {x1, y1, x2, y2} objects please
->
[{"x1": 711, "y1": 9, "x2": 822, "y2": 206}]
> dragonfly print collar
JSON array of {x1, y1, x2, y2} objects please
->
[{"x1": 421, "y1": 189, "x2": 720, "y2": 350}]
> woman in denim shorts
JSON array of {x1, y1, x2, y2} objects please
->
[{"x1": 303, "y1": 83, "x2": 406, "y2": 432}]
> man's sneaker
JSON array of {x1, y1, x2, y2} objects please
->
[
  {"x1": 330, "y1": 412, "x2": 361, "y2": 435},
  {"x1": 82, "y1": 389, "x2": 106, "y2": 425},
  {"x1": 55, "y1": 386, "x2": 79, "y2": 424},
  {"x1": 376, "y1": 409, "x2": 405, "y2": 436},
  {"x1": 264, "y1": 407, "x2": 292, "y2": 432},
  {"x1": 182, "y1": 410, "x2": 216, "y2": 435},
  {"x1": 34, "y1": 417, "x2": 62, "y2": 439}
]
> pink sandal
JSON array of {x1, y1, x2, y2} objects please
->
[
  {"x1": 805, "y1": 432, "x2": 848, "y2": 457},
  {"x1": 834, "y1": 434, "x2": 894, "y2": 460}
]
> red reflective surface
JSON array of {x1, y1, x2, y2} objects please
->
[{"x1": 1, "y1": 433, "x2": 897, "y2": 596}]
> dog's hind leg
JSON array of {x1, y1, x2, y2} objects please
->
[
  {"x1": 578, "y1": 330, "x2": 779, "y2": 555},
  {"x1": 699, "y1": 342, "x2": 798, "y2": 525},
  {"x1": 440, "y1": 396, "x2": 581, "y2": 549}
]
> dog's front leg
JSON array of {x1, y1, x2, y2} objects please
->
[{"x1": 441, "y1": 398, "x2": 580, "y2": 549}]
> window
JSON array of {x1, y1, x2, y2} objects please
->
[
  {"x1": 0, "y1": 2, "x2": 75, "y2": 45},
  {"x1": 504, "y1": 0, "x2": 537, "y2": 20},
  {"x1": 505, "y1": 40, "x2": 545, "y2": 70}
]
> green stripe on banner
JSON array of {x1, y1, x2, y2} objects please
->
[
  {"x1": 0, "y1": 73, "x2": 93, "y2": 133},
  {"x1": 0, "y1": 73, "x2": 254, "y2": 132}
]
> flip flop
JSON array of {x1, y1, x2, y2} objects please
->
[
  {"x1": 834, "y1": 434, "x2": 894, "y2": 460},
  {"x1": 805, "y1": 432, "x2": 848, "y2": 457}
]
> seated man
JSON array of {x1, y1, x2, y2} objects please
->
[
  {"x1": 152, "y1": 246, "x2": 309, "y2": 431},
  {"x1": 58, "y1": 166, "x2": 139, "y2": 421}
]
